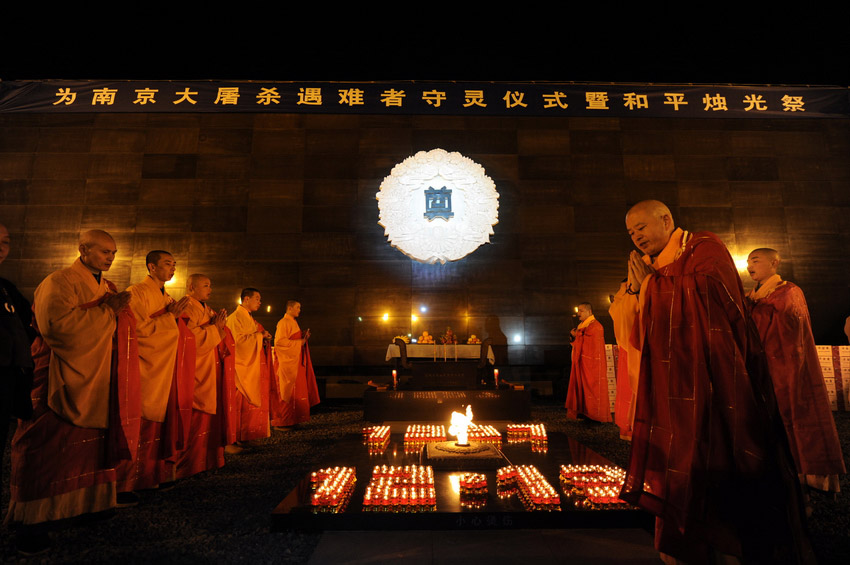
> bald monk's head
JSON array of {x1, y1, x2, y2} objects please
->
[
  {"x1": 78, "y1": 229, "x2": 118, "y2": 274},
  {"x1": 186, "y1": 274, "x2": 212, "y2": 302},
  {"x1": 146, "y1": 250, "x2": 176, "y2": 286},
  {"x1": 625, "y1": 200, "x2": 676, "y2": 257},
  {"x1": 240, "y1": 288, "x2": 262, "y2": 313},
  {"x1": 747, "y1": 248, "x2": 780, "y2": 284},
  {"x1": 0, "y1": 223, "x2": 9, "y2": 265},
  {"x1": 577, "y1": 302, "x2": 592, "y2": 322}
]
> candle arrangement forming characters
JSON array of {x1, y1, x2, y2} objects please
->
[
  {"x1": 310, "y1": 467, "x2": 357, "y2": 513},
  {"x1": 496, "y1": 465, "x2": 561, "y2": 511},
  {"x1": 363, "y1": 465, "x2": 437, "y2": 513},
  {"x1": 559, "y1": 464, "x2": 631, "y2": 509},
  {"x1": 458, "y1": 472, "x2": 488, "y2": 509},
  {"x1": 506, "y1": 423, "x2": 548, "y2": 452}
]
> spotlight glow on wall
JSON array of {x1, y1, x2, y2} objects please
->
[
  {"x1": 411, "y1": 314, "x2": 418, "y2": 322},
  {"x1": 513, "y1": 334, "x2": 522, "y2": 343},
  {"x1": 420, "y1": 306, "x2": 427, "y2": 313},
  {"x1": 382, "y1": 313, "x2": 389, "y2": 322}
]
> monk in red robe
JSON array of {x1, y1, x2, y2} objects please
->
[
  {"x1": 225, "y1": 288, "x2": 272, "y2": 449},
  {"x1": 565, "y1": 302, "x2": 611, "y2": 423},
  {"x1": 175, "y1": 274, "x2": 229, "y2": 478},
  {"x1": 272, "y1": 300, "x2": 320, "y2": 428},
  {"x1": 609, "y1": 281, "x2": 638, "y2": 440},
  {"x1": 7, "y1": 230, "x2": 139, "y2": 554},
  {"x1": 117, "y1": 251, "x2": 191, "y2": 495},
  {"x1": 618, "y1": 200, "x2": 812, "y2": 564},
  {"x1": 746, "y1": 248, "x2": 845, "y2": 493}
]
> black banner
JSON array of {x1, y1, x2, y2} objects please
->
[{"x1": 1, "y1": 80, "x2": 848, "y2": 118}]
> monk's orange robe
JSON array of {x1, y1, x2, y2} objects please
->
[
  {"x1": 748, "y1": 275, "x2": 845, "y2": 491},
  {"x1": 116, "y1": 276, "x2": 186, "y2": 492},
  {"x1": 7, "y1": 259, "x2": 140, "y2": 525},
  {"x1": 175, "y1": 298, "x2": 225, "y2": 478},
  {"x1": 609, "y1": 281, "x2": 639, "y2": 440},
  {"x1": 226, "y1": 306, "x2": 270, "y2": 441},
  {"x1": 621, "y1": 229, "x2": 812, "y2": 564},
  {"x1": 272, "y1": 313, "x2": 319, "y2": 426},
  {"x1": 565, "y1": 314, "x2": 611, "y2": 423}
]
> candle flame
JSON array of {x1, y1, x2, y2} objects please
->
[{"x1": 449, "y1": 405, "x2": 474, "y2": 446}]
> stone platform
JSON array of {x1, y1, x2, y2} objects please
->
[{"x1": 271, "y1": 432, "x2": 650, "y2": 532}]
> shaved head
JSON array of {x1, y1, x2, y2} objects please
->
[
  {"x1": 625, "y1": 200, "x2": 676, "y2": 257},
  {"x1": 80, "y1": 229, "x2": 115, "y2": 249},
  {"x1": 626, "y1": 200, "x2": 673, "y2": 222},
  {"x1": 187, "y1": 273, "x2": 210, "y2": 289},
  {"x1": 78, "y1": 229, "x2": 118, "y2": 273},
  {"x1": 187, "y1": 273, "x2": 212, "y2": 302},
  {"x1": 747, "y1": 248, "x2": 781, "y2": 284}
]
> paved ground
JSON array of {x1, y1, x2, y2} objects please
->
[{"x1": 2, "y1": 402, "x2": 849, "y2": 563}]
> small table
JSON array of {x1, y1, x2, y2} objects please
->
[{"x1": 386, "y1": 343, "x2": 495, "y2": 364}]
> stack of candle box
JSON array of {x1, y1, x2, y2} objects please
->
[
  {"x1": 466, "y1": 424, "x2": 501, "y2": 445},
  {"x1": 559, "y1": 464, "x2": 630, "y2": 509},
  {"x1": 362, "y1": 425, "x2": 391, "y2": 454},
  {"x1": 458, "y1": 472, "x2": 488, "y2": 509},
  {"x1": 403, "y1": 424, "x2": 446, "y2": 452},
  {"x1": 363, "y1": 465, "x2": 437, "y2": 512},
  {"x1": 496, "y1": 465, "x2": 560, "y2": 511},
  {"x1": 309, "y1": 466, "x2": 357, "y2": 513},
  {"x1": 505, "y1": 423, "x2": 548, "y2": 451}
]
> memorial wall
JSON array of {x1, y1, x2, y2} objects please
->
[{"x1": 1, "y1": 110, "x2": 849, "y2": 373}]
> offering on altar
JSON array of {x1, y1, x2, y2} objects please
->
[
  {"x1": 393, "y1": 335, "x2": 410, "y2": 343},
  {"x1": 467, "y1": 334, "x2": 481, "y2": 344},
  {"x1": 418, "y1": 331, "x2": 435, "y2": 344},
  {"x1": 310, "y1": 466, "x2": 357, "y2": 513},
  {"x1": 458, "y1": 472, "x2": 488, "y2": 508},
  {"x1": 363, "y1": 465, "x2": 436, "y2": 513},
  {"x1": 362, "y1": 426, "x2": 391, "y2": 454},
  {"x1": 404, "y1": 424, "x2": 447, "y2": 452},
  {"x1": 559, "y1": 464, "x2": 631, "y2": 509},
  {"x1": 441, "y1": 327, "x2": 457, "y2": 344},
  {"x1": 496, "y1": 465, "x2": 560, "y2": 511}
]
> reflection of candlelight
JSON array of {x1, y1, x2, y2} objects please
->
[
  {"x1": 392, "y1": 370, "x2": 398, "y2": 388},
  {"x1": 449, "y1": 405, "x2": 473, "y2": 446}
]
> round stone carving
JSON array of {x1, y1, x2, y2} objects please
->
[{"x1": 376, "y1": 149, "x2": 500, "y2": 264}]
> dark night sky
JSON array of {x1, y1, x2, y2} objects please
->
[{"x1": 2, "y1": 8, "x2": 848, "y2": 86}]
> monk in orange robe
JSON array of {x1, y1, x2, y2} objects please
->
[
  {"x1": 226, "y1": 288, "x2": 272, "y2": 447},
  {"x1": 619, "y1": 200, "x2": 812, "y2": 564},
  {"x1": 7, "y1": 230, "x2": 139, "y2": 554},
  {"x1": 272, "y1": 300, "x2": 320, "y2": 428},
  {"x1": 609, "y1": 281, "x2": 638, "y2": 440},
  {"x1": 565, "y1": 302, "x2": 611, "y2": 423},
  {"x1": 746, "y1": 248, "x2": 845, "y2": 493},
  {"x1": 175, "y1": 274, "x2": 229, "y2": 478},
  {"x1": 116, "y1": 250, "x2": 191, "y2": 495}
]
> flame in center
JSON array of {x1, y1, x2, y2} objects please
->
[{"x1": 449, "y1": 405, "x2": 474, "y2": 446}]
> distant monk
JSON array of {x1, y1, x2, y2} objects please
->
[
  {"x1": 118, "y1": 250, "x2": 191, "y2": 495},
  {"x1": 175, "y1": 274, "x2": 229, "y2": 478},
  {"x1": 609, "y1": 280, "x2": 638, "y2": 440},
  {"x1": 565, "y1": 302, "x2": 611, "y2": 423},
  {"x1": 272, "y1": 300, "x2": 320, "y2": 429},
  {"x1": 226, "y1": 288, "x2": 272, "y2": 449},
  {"x1": 746, "y1": 248, "x2": 845, "y2": 492},
  {"x1": 618, "y1": 200, "x2": 812, "y2": 564},
  {"x1": 7, "y1": 230, "x2": 139, "y2": 555}
]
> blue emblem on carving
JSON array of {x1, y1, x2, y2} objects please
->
[{"x1": 423, "y1": 186, "x2": 454, "y2": 221}]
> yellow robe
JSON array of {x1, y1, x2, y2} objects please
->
[
  {"x1": 226, "y1": 305, "x2": 264, "y2": 406},
  {"x1": 35, "y1": 258, "x2": 116, "y2": 429},
  {"x1": 274, "y1": 313, "x2": 301, "y2": 402},
  {"x1": 184, "y1": 297, "x2": 221, "y2": 413},
  {"x1": 127, "y1": 275, "x2": 179, "y2": 422}
]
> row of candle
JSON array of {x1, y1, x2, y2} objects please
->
[
  {"x1": 363, "y1": 464, "x2": 437, "y2": 512},
  {"x1": 403, "y1": 425, "x2": 446, "y2": 445},
  {"x1": 496, "y1": 465, "x2": 561, "y2": 511},
  {"x1": 466, "y1": 424, "x2": 502, "y2": 445},
  {"x1": 506, "y1": 423, "x2": 548, "y2": 442},
  {"x1": 458, "y1": 473, "x2": 488, "y2": 508},
  {"x1": 309, "y1": 467, "x2": 357, "y2": 513}
]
